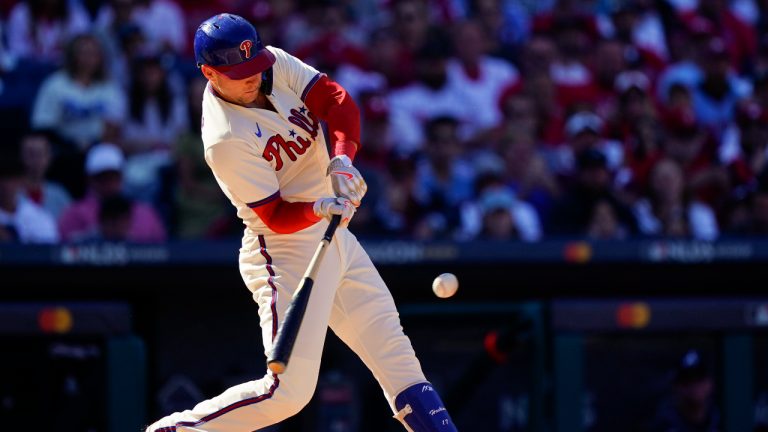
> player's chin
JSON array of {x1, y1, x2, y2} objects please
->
[{"x1": 242, "y1": 90, "x2": 258, "y2": 103}]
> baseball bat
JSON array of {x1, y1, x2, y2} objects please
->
[{"x1": 267, "y1": 214, "x2": 342, "y2": 374}]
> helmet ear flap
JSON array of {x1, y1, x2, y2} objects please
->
[{"x1": 261, "y1": 67, "x2": 273, "y2": 95}]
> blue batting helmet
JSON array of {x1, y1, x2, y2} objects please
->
[{"x1": 194, "y1": 13, "x2": 275, "y2": 82}]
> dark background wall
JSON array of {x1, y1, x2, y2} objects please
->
[{"x1": 1, "y1": 239, "x2": 767, "y2": 431}]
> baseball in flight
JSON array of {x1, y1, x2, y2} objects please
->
[{"x1": 432, "y1": 273, "x2": 459, "y2": 298}]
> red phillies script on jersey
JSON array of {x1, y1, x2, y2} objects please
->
[{"x1": 262, "y1": 106, "x2": 319, "y2": 171}]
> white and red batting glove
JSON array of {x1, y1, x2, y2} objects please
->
[
  {"x1": 313, "y1": 197, "x2": 356, "y2": 227},
  {"x1": 327, "y1": 155, "x2": 367, "y2": 207}
]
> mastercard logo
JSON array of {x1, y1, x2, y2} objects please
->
[
  {"x1": 616, "y1": 302, "x2": 651, "y2": 329},
  {"x1": 563, "y1": 242, "x2": 592, "y2": 263},
  {"x1": 38, "y1": 307, "x2": 73, "y2": 333}
]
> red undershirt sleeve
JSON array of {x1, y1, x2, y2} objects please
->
[
  {"x1": 249, "y1": 192, "x2": 320, "y2": 234},
  {"x1": 304, "y1": 74, "x2": 361, "y2": 160}
]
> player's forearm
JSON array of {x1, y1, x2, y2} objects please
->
[
  {"x1": 251, "y1": 194, "x2": 320, "y2": 234},
  {"x1": 304, "y1": 75, "x2": 360, "y2": 160}
]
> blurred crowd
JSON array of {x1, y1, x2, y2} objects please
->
[{"x1": 2, "y1": 0, "x2": 768, "y2": 244}]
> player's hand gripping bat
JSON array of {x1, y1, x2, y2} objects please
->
[{"x1": 267, "y1": 214, "x2": 342, "y2": 374}]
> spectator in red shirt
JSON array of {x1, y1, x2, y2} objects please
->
[
  {"x1": 587, "y1": 38, "x2": 628, "y2": 120},
  {"x1": 622, "y1": 114, "x2": 665, "y2": 200},
  {"x1": 660, "y1": 98, "x2": 730, "y2": 214},
  {"x1": 548, "y1": 17, "x2": 596, "y2": 110},
  {"x1": 517, "y1": 36, "x2": 565, "y2": 146}
]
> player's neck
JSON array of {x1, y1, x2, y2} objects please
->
[
  {"x1": 210, "y1": 84, "x2": 276, "y2": 112},
  {"x1": 243, "y1": 92, "x2": 276, "y2": 112}
]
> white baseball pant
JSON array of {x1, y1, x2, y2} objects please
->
[{"x1": 145, "y1": 223, "x2": 427, "y2": 431}]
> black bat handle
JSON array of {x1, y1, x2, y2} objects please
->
[
  {"x1": 267, "y1": 214, "x2": 342, "y2": 374},
  {"x1": 323, "y1": 214, "x2": 342, "y2": 242}
]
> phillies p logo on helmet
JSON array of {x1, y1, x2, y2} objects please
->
[{"x1": 240, "y1": 40, "x2": 253, "y2": 58}]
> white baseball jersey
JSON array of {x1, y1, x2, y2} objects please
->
[{"x1": 201, "y1": 46, "x2": 334, "y2": 234}]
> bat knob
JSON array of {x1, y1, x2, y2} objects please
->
[{"x1": 268, "y1": 360, "x2": 287, "y2": 374}]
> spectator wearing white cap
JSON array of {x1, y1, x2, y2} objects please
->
[
  {"x1": 458, "y1": 174, "x2": 542, "y2": 242},
  {"x1": 611, "y1": 70, "x2": 658, "y2": 144},
  {"x1": 547, "y1": 111, "x2": 624, "y2": 181},
  {"x1": 57, "y1": 142, "x2": 167, "y2": 243}
]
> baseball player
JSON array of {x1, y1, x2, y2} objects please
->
[{"x1": 145, "y1": 13, "x2": 457, "y2": 432}]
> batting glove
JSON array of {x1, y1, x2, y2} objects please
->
[
  {"x1": 313, "y1": 197, "x2": 356, "y2": 227},
  {"x1": 327, "y1": 155, "x2": 367, "y2": 207}
]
